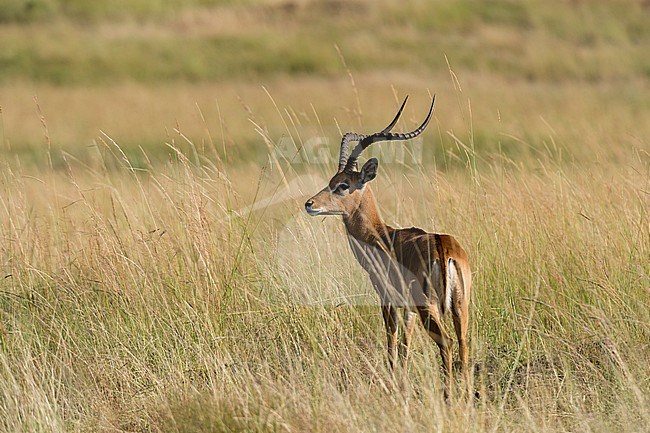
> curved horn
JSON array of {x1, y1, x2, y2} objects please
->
[
  {"x1": 337, "y1": 96, "x2": 408, "y2": 172},
  {"x1": 379, "y1": 96, "x2": 409, "y2": 134},
  {"x1": 338, "y1": 132, "x2": 365, "y2": 172},
  {"x1": 344, "y1": 96, "x2": 435, "y2": 172}
]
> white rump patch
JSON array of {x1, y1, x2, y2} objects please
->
[{"x1": 445, "y1": 258, "x2": 455, "y2": 314}]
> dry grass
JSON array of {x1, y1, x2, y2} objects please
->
[
  {"x1": 1, "y1": 1, "x2": 650, "y2": 431},
  {"x1": 2, "y1": 71, "x2": 649, "y2": 167},
  {"x1": 1, "y1": 89, "x2": 648, "y2": 431}
]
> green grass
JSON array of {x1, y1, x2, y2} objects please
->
[
  {"x1": 1, "y1": 0, "x2": 649, "y2": 167},
  {"x1": 1, "y1": 1, "x2": 650, "y2": 85},
  {"x1": 0, "y1": 0, "x2": 250, "y2": 22}
]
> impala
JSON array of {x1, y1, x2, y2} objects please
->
[{"x1": 304, "y1": 96, "x2": 471, "y2": 397}]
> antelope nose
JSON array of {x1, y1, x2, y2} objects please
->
[{"x1": 305, "y1": 200, "x2": 314, "y2": 211}]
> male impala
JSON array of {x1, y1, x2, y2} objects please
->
[{"x1": 304, "y1": 97, "x2": 471, "y2": 397}]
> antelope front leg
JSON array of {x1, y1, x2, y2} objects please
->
[{"x1": 381, "y1": 304, "x2": 398, "y2": 371}]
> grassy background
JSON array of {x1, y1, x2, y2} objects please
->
[
  {"x1": 2, "y1": 0, "x2": 650, "y2": 164},
  {"x1": 1, "y1": 1, "x2": 649, "y2": 432}
]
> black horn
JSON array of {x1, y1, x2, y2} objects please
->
[
  {"x1": 337, "y1": 132, "x2": 365, "y2": 172},
  {"x1": 344, "y1": 96, "x2": 435, "y2": 173},
  {"x1": 337, "y1": 96, "x2": 410, "y2": 172}
]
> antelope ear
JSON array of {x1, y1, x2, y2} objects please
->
[{"x1": 359, "y1": 158, "x2": 379, "y2": 184}]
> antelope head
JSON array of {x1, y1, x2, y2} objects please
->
[{"x1": 304, "y1": 96, "x2": 435, "y2": 217}]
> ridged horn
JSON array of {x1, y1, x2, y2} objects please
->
[
  {"x1": 337, "y1": 133, "x2": 365, "y2": 172},
  {"x1": 337, "y1": 96, "x2": 409, "y2": 172},
  {"x1": 344, "y1": 96, "x2": 435, "y2": 172}
]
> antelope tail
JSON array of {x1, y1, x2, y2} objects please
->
[{"x1": 445, "y1": 258, "x2": 456, "y2": 315}]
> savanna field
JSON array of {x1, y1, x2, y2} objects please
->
[{"x1": 1, "y1": 1, "x2": 649, "y2": 432}]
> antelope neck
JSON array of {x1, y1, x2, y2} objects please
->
[{"x1": 342, "y1": 186, "x2": 393, "y2": 248}]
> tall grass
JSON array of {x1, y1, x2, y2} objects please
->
[
  {"x1": 1, "y1": 1, "x2": 649, "y2": 431},
  {"x1": 0, "y1": 103, "x2": 648, "y2": 431}
]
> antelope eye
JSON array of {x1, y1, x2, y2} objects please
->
[{"x1": 336, "y1": 183, "x2": 349, "y2": 193}]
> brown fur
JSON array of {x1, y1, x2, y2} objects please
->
[{"x1": 306, "y1": 170, "x2": 472, "y2": 398}]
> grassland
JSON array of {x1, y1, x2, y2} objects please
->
[{"x1": 1, "y1": 1, "x2": 649, "y2": 432}]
